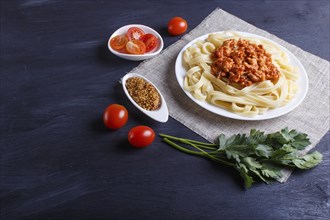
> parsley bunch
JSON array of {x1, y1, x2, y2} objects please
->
[{"x1": 160, "y1": 128, "x2": 322, "y2": 189}]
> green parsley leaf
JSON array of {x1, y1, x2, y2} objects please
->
[
  {"x1": 245, "y1": 129, "x2": 267, "y2": 145},
  {"x1": 255, "y1": 144, "x2": 273, "y2": 158},
  {"x1": 290, "y1": 133, "x2": 311, "y2": 150},
  {"x1": 292, "y1": 151, "x2": 323, "y2": 169},
  {"x1": 236, "y1": 163, "x2": 254, "y2": 189},
  {"x1": 260, "y1": 162, "x2": 284, "y2": 180},
  {"x1": 267, "y1": 128, "x2": 311, "y2": 150}
]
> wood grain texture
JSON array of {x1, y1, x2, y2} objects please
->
[{"x1": 1, "y1": 0, "x2": 329, "y2": 219}]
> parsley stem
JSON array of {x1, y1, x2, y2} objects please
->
[
  {"x1": 162, "y1": 138, "x2": 205, "y2": 156},
  {"x1": 188, "y1": 143, "x2": 218, "y2": 150},
  {"x1": 188, "y1": 142, "x2": 236, "y2": 168},
  {"x1": 209, "y1": 149, "x2": 225, "y2": 155},
  {"x1": 159, "y1": 134, "x2": 218, "y2": 147},
  {"x1": 162, "y1": 137, "x2": 235, "y2": 168}
]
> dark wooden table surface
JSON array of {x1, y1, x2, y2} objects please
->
[{"x1": 1, "y1": 0, "x2": 329, "y2": 219}]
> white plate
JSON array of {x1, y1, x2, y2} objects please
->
[
  {"x1": 175, "y1": 31, "x2": 308, "y2": 121},
  {"x1": 121, "y1": 73, "x2": 169, "y2": 123}
]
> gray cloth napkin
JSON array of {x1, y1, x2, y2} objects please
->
[{"x1": 129, "y1": 8, "x2": 329, "y2": 182}]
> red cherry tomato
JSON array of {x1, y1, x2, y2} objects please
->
[
  {"x1": 110, "y1": 35, "x2": 129, "y2": 50},
  {"x1": 103, "y1": 104, "x2": 128, "y2": 129},
  {"x1": 126, "y1": 27, "x2": 145, "y2": 40},
  {"x1": 126, "y1": 40, "x2": 146, "y2": 54},
  {"x1": 128, "y1": 126, "x2": 155, "y2": 148},
  {"x1": 140, "y1": 34, "x2": 158, "y2": 52},
  {"x1": 167, "y1": 17, "x2": 188, "y2": 36},
  {"x1": 117, "y1": 46, "x2": 128, "y2": 54}
]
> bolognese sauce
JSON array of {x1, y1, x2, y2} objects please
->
[{"x1": 211, "y1": 39, "x2": 280, "y2": 88}]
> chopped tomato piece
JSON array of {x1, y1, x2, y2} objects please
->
[
  {"x1": 126, "y1": 40, "x2": 146, "y2": 54},
  {"x1": 117, "y1": 47, "x2": 128, "y2": 54},
  {"x1": 110, "y1": 35, "x2": 129, "y2": 50},
  {"x1": 140, "y1": 34, "x2": 158, "y2": 52},
  {"x1": 126, "y1": 27, "x2": 145, "y2": 40}
]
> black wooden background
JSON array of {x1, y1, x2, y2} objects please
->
[{"x1": 1, "y1": 0, "x2": 329, "y2": 219}]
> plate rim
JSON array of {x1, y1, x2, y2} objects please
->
[{"x1": 175, "y1": 31, "x2": 309, "y2": 121}]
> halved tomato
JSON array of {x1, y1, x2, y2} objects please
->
[
  {"x1": 110, "y1": 35, "x2": 129, "y2": 50},
  {"x1": 117, "y1": 47, "x2": 128, "y2": 54},
  {"x1": 126, "y1": 27, "x2": 145, "y2": 40},
  {"x1": 126, "y1": 40, "x2": 146, "y2": 54},
  {"x1": 140, "y1": 34, "x2": 158, "y2": 52}
]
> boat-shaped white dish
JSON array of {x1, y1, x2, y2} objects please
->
[
  {"x1": 121, "y1": 73, "x2": 169, "y2": 123},
  {"x1": 108, "y1": 24, "x2": 164, "y2": 61}
]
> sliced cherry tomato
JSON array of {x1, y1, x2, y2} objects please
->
[
  {"x1": 140, "y1": 34, "x2": 158, "y2": 52},
  {"x1": 110, "y1": 35, "x2": 129, "y2": 50},
  {"x1": 103, "y1": 104, "x2": 128, "y2": 129},
  {"x1": 126, "y1": 40, "x2": 146, "y2": 54},
  {"x1": 128, "y1": 126, "x2": 155, "y2": 148},
  {"x1": 117, "y1": 46, "x2": 128, "y2": 54},
  {"x1": 168, "y1": 17, "x2": 188, "y2": 36},
  {"x1": 126, "y1": 27, "x2": 145, "y2": 40}
]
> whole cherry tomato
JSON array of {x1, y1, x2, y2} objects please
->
[
  {"x1": 128, "y1": 126, "x2": 155, "y2": 148},
  {"x1": 167, "y1": 17, "x2": 188, "y2": 36},
  {"x1": 103, "y1": 104, "x2": 128, "y2": 129}
]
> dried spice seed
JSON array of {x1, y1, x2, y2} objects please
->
[{"x1": 125, "y1": 77, "x2": 161, "y2": 111}]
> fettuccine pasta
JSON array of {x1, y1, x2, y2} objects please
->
[{"x1": 182, "y1": 31, "x2": 299, "y2": 117}]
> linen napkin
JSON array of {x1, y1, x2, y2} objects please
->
[{"x1": 129, "y1": 8, "x2": 329, "y2": 182}]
